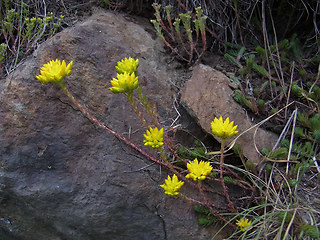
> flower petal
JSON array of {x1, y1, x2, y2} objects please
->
[{"x1": 36, "y1": 59, "x2": 73, "y2": 85}]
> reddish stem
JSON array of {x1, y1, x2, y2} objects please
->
[
  {"x1": 126, "y1": 93, "x2": 149, "y2": 128},
  {"x1": 179, "y1": 192, "x2": 236, "y2": 228},
  {"x1": 160, "y1": 36, "x2": 189, "y2": 62},
  {"x1": 61, "y1": 86, "x2": 167, "y2": 168},
  {"x1": 220, "y1": 140, "x2": 237, "y2": 213}
]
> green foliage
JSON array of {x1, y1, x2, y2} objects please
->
[
  {"x1": 267, "y1": 147, "x2": 288, "y2": 160},
  {"x1": 23, "y1": 13, "x2": 64, "y2": 40},
  {"x1": 209, "y1": 171, "x2": 218, "y2": 178},
  {"x1": 289, "y1": 34, "x2": 302, "y2": 62},
  {"x1": 292, "y1": 82, "x2": 320, "y2": 105},
  {"x1": 223, "y1": 39, "x2": 311, "y2": 119},
  {"x1": 257, "y1": 99, "x2": 265, "y2": 111},
  {"x1": 313, "y1": 130, "x2": 320, "y2": 143},
  {"x1": 281, "y1": 127, "x2": 315, "y2": 176},
  {"x1": 225, "y1": 44, "x2": 269, "y2": 78},
  {"x1": 299, "y1": 69, "x2": 307, "y2": 77},
  {"x1": 233, "y1": 89, "x2": 259, "y2": 114},
  {"x1": 310, "y1": 114, "x2": 320, "y2": 131},
  {"x1": 177, "y1": 145, "x2": 206, "y2": 160},
  {"x1": 281, "y1": 139, "x2": 314, "y2": 162},
  {"x1": 255, "y1": 45, "x2": 266, "y2": 61},
  {"x1": 287, "y1": 179, "x2": 297, "y2": 188},
  {"x1": 291, "y1": 82, "x2": 306, "y2": 98},
  {"x1": 291, "y1": 161, "x2": 311, "y2": 177},
  {"x1": 198, "y1": 216, "x2": 216, "y2": 226},
  {"x1": 252, "y1": 62, "x2": 268, "y2": 77},
  {"x1": 224, "y1": 53, "x2": 242, "y2": 68},
  {"x1": 264, "y1": 163, "x2": 272, "y2": 176},
  {"x1": 245, "y1": 160, "x2": 255, "y2": 172},
  {"x1": 151, "y1": 3, "x2": 207, "y2": 66},
  {"x1": 103, "y1": 0, "x2": 110, "y2": 5},
  {"x1": 0, "y1": 43, "x2": 7, "y2": 66},
  {"x1": 277, "y1": 211, "x2": 293, "y2": 223},
  {"x1": 177, "y1": 140, "x2": 207, "y2": 160},
  {"x1": 294, "y1": 127, "x2": 305, "y2": 138},
  {"x1": 232, "y1": 144, "x2": 242, "y2": 155},
  {"x1": 299, "y1": 224, "x2": 320, "y2": 239},
  {"x1": 223, "y1": 176, "x2": 237, "y2": 185},
  {"x1": 296, "y1": 112, "x2": 311, "y2": 129},
  {"x1": 224, "y1": 34, "x2": 319, "y2": 122},
  {"x1": 194, "y1": 204, "x2": 218, "y2": 227},
  {"x1": 261, "y1": 148, "x2": 270, "y2": 156},
  {"x1": 307, "y1": 55, "x2": 320, "y2": 65},
  {"x1": 179, "y1": 12, "x2": 192, "y2": 41},
  {"x1": 294, "y1": 113, "x2": 320, "y2": 144},
  {"x1": 0, "y1": 2, "x2": 64, "y2": 73},
  {"x1": 270, "y1": 108, "x2": 278, "y2": 115},
  {"x1": 224, "y1": 42, "x2": 246, "y2": 68},
  {"x1": 194, "y1": 204, "x2": 211, "y2": 215}
]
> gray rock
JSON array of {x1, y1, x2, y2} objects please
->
[
  {"x1": 180, "y1": 64, "x2": 279, "y2": 165},
  {"x1": 0, "y1": 11, "x2": 226, "y2": 240}
]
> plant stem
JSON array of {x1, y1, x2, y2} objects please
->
[
  {"x1": 179, "y1": 192, "x2": 236, "y2": 228},
  {"x1": 126, "y1": 92, "x2": 149, "y2": 128},
  {"x1": 220, "y1": 139, "x2": 237, "y2": 213},
  {"x1": 198, "y1": 180, "x2": 209, "y2": 205},
  {"x1": 61, "y1": 86, "x2": 167, "y2": 168}
]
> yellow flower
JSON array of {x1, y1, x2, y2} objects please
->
[
  {"x1": 36, "y1": 59, "x2": 73, "y2": 85},
  {"x1": 160, "y1": 174, "x2": 184, "y2": 196},
  {"x1": 236, "y1": 218, "x2": 252, "y2": 232},
  {"x1": 115, "y1": 57, "x2": 139, "y2": 75},
  {"x1": 143, "y1": 127, "x2": 164, "y2": 149},
  {"x1": 186, "y1": 158, "x2": 213, "y2": 181},
  {"x1": 211, "y1": 116, "x2": 238, "y2": 139},
  {"x1": 109, "y1": 72, "x2": 139, "y2": 94}
]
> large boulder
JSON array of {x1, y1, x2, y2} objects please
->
[{"x1": 0, "y1": 11, "x2": 226, "y2": 240}]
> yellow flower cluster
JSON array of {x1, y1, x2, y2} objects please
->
[
  {"x1": 211, "y1": 116, "x2": 238, "y2": 139},
  {"x1": 36, "y1": 59, "x2": 73, "y2": 86},
  {"x1": 160, "y1": 174, "x2": 184, "y2": 196},
  {"x1": 186, "y1": 158, "x2": 213, "y2": 181},
  {"x1": 109, "y1": 72, "x2": 139, "y2": 94},
  {"x1": 143, "y1": 127, "x2": 164, "y2": 149},
  {"x1": 110, "y1": 57, "x2": 140, "y2": 94},
  {"x1": 236, "y1": 218, "x2": 252, "y2": 232},
  {"x1": 115, "y1": 57, "x2": 139, "y2": 75}
]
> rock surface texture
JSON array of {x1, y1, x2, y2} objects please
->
[
  {"x1": 0, "y1": 11, "x2": 226, "y2": 240},
  {"x1": 180, "y1": 64, "x2": 278, "y2": 165}
]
